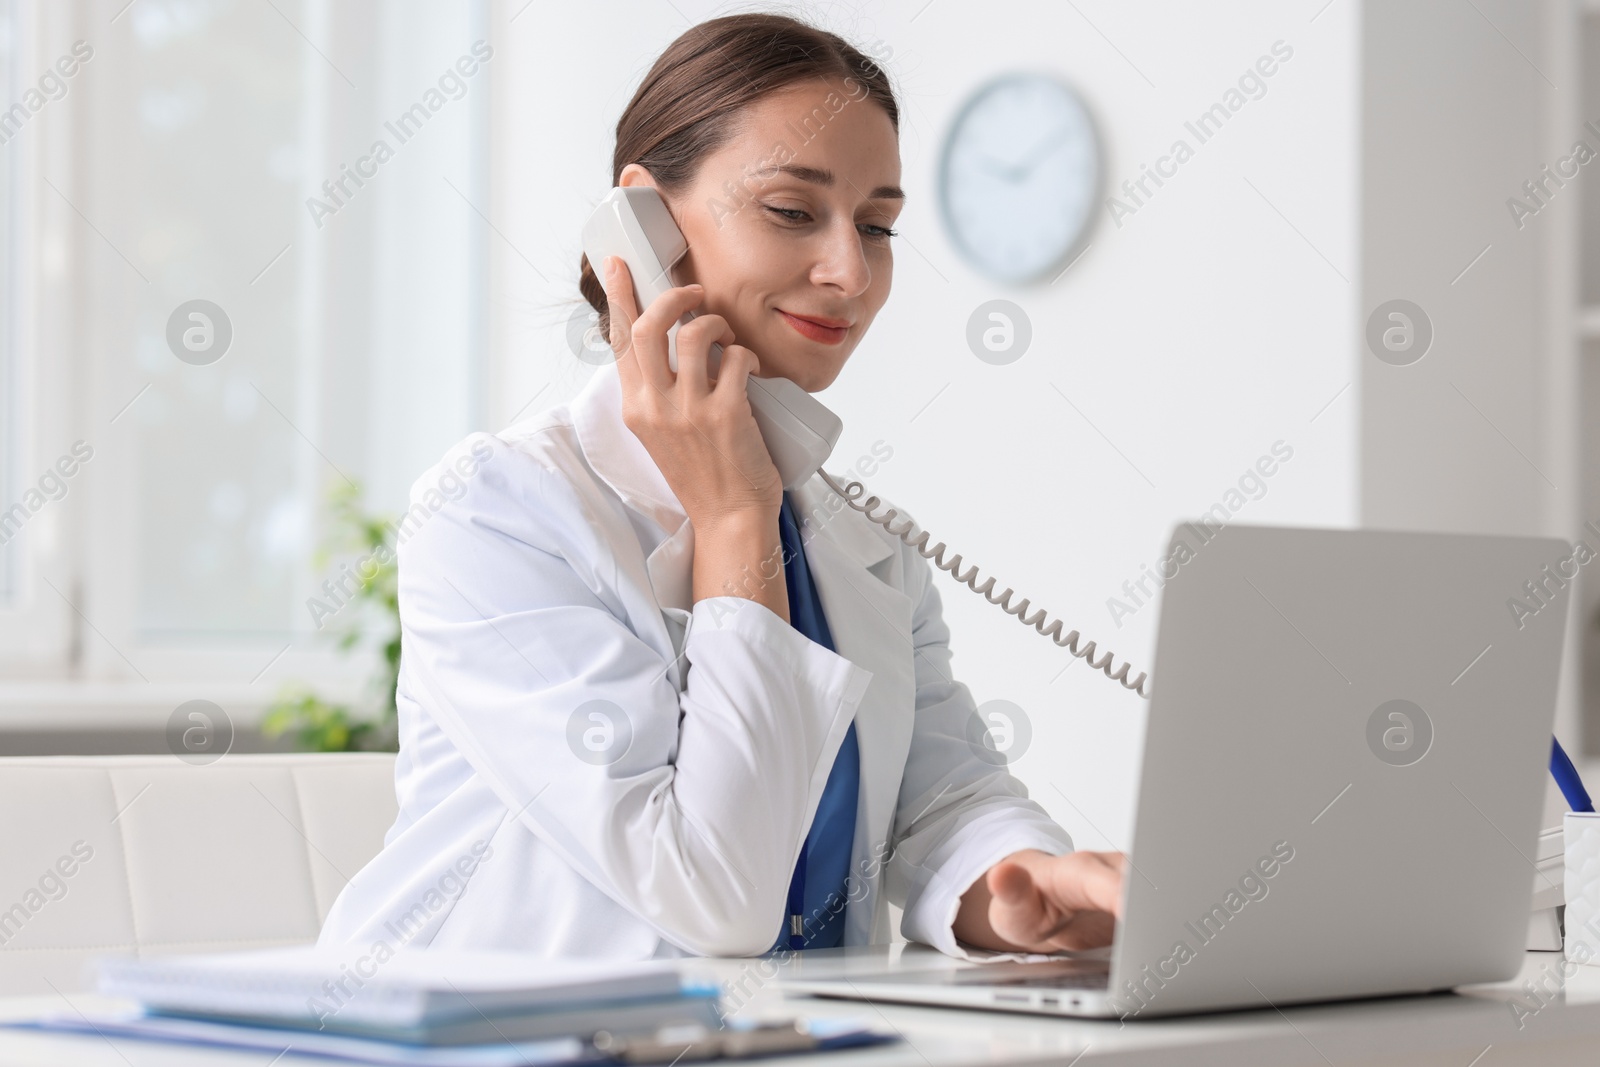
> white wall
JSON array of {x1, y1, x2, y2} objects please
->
[
  {"x1": 1360, "y1": 0, "x2": 1584, "y2": 753},
  {"x1": 490, "y1": 0, "x2": 1360, "y2": 851}
]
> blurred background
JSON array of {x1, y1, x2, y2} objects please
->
[{"x1": 0, "y1": 0, "x2": 1591, "y2": 851}]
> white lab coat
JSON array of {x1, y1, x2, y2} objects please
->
[{"x1": 316, "y1": 360, "x2": 1074, "y2": 960}]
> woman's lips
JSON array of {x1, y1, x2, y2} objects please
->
[{"x1": 778, "y1": 309, "x2": 849, "y2": 345}]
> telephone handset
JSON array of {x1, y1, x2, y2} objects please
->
[{"x1": 581, "y1": 186, "x2": 1149, "y2": 698}]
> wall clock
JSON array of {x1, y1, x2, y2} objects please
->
[{"x1": 938, "y1": 73, "x2": 1102, "y2": 285}]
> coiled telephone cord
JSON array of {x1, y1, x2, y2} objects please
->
[{"x1": 818, "y1": 471, "x2": 1150, "y2": 699}]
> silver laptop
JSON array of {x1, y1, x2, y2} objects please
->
[{"x1": 786, "y1": 522, "x2": 1572, "y2": 1019}]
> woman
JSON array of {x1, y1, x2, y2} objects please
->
[{"x1": 318, "y1": 11, "x2": 1124, "y2": 961}]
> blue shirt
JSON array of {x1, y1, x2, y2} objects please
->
[{"x1": 774, "y1": 491, "x2": 859, "y2": 950}]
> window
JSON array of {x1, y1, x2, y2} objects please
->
[{"x1": 0, "y1": 0, "x2": 489, "y2": 703}]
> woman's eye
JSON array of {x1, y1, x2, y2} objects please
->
[{"x1": 765, "y1": 206, "x2": 897, "y2": 240}]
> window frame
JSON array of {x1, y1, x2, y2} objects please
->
[{"x1": 0, "y1": 0, "x2": 75, "y2": 678}]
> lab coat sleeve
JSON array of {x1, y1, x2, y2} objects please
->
[
  {"x1": 398, "y1": 434, "x2": 872, "y2": 957},
  {"x1": 885, "y1": 535, "x2": 1076, "y2": 959}
]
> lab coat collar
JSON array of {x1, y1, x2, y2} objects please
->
[
  {"x1": 569, "y1": 361, "x2": 685, "y2": 542},
  {"x1": 568, "y1": 362, "x2": 895, "y2": 606}
]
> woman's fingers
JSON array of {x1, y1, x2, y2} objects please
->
[
  {"x1": 1045, "y1": 851, "x2": 1125, "y2": 920},
  {"x1": 986, "y1": 851, "x2": 1125, "y2": 951},
  {"x1": 600, "y1": 256, "x2": 645, "y2": 393},
  {"x1": 673, "y1": 312, "x2": 734, "y2": 400},
  {"x1": 986, "y1": 861, "x2": 1061, "y2": 948},
  {"x1": 603, "y1": 257, "x2": 706, "y2": 397},
  {"x1": 1040, "y1": 909, "x2": 1117, "y2": 952},
  {"x1": 600, "y1": 255, "x2": 634, "y2": 351},
  {"x1": 711, "y1": 344, "x2": 760, "y2": 401}
]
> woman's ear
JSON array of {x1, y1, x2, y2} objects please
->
[
  {"x1": 617, "y1": 163, "x2": 656, "y2": 188},
  {"x1": 616, "y1": 163, "x2": 684, "y2": 236}
]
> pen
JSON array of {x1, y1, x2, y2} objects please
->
[{"x1": 1551, "y1": 736, "x2": 1594, "y2": 813}]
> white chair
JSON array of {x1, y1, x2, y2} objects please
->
[{"x1": 0, "y1": 753, "x2": 396, "y2": 995}]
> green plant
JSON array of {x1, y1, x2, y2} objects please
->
[{"x1": 262, "y1": 480, "x2": 401, "y2": 752}]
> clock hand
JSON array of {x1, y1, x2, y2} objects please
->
[
  {"x1": 1007, "y1": 124, "x2": 1075, "y2": 180},
  {"x1": 975, "y1": 124, "x2": 1076, "y2": 183},
  {"x1": 975, "y1": 152, "x2": 1024, "y2": 180}
]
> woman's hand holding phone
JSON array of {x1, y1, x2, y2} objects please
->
[{"x1": 602, "y1": 255, "x2": 791, "y2": 621}]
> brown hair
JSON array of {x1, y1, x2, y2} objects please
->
[{"x1": 577, "y1": 11, "x2": 898, "y2": 337}]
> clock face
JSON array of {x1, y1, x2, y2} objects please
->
[{"x1": 938, "y1": 74, "x2": 1101, "y2": 285}]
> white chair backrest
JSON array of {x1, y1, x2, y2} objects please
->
[{"x1": 0, "y1": 753, "x2": 397, "y2": 995}]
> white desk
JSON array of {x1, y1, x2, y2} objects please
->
[{"x1": 2, "y1": 945, "x2": 1598, "y2": 1066}]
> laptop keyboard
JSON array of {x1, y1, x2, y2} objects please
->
[{"x1": 999, "y1": 971, "x2": 1111, "y2": 991}]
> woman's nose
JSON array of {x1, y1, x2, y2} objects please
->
[{"x1": 809, "y1": 223, "x2": 873, "y2": 296}]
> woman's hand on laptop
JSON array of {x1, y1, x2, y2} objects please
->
[{"x1": 952, "y1": 849, "x2": 1124, "y2": 953}]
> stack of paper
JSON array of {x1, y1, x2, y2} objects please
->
[
  {"x1": 1531, "y1": 824, "x2": 1566, "y2": 951},
  {"x1": 9, "y1": 946, "x2": 892, "y2": 1065},
  {"x1": 1530, "y1": 775, "x2": 1572, "y2": 951},
  {"x1": 94, "y1": 947, "x2": 718, "y2": 1045}
]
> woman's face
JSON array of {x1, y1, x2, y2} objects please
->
[{"x1": 617, "y1": 78, "x2": 902, "y2": 393}]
